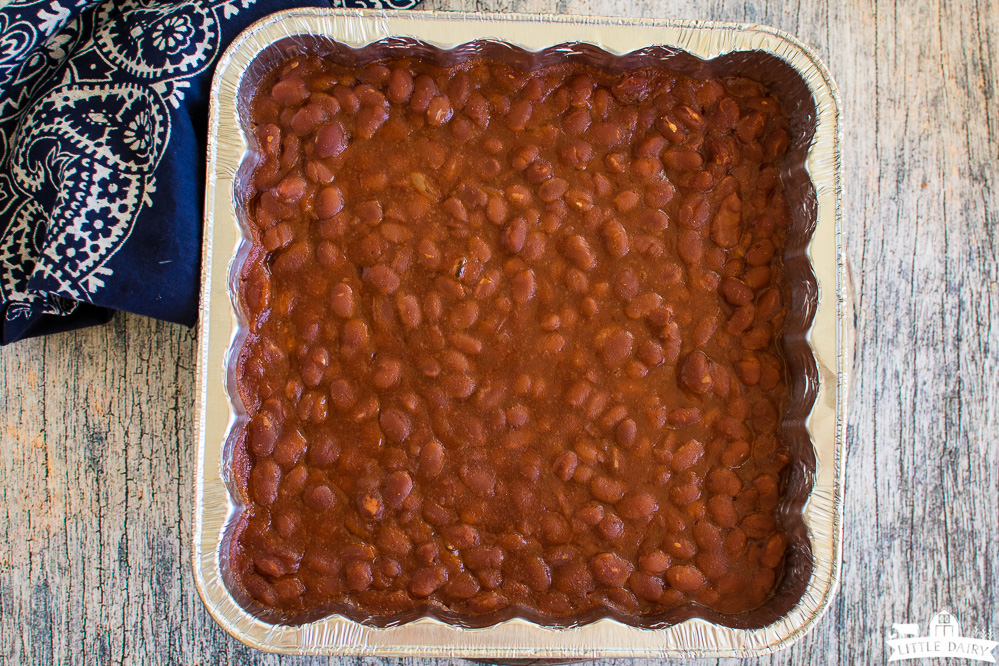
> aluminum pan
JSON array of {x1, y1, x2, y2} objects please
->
[{"x1": 194, "y1": 8, "x2": 848, "y2": 658}]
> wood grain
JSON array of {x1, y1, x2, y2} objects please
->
[{"x1": 2, "y1": 0, "x2": 997, "y2": 663}]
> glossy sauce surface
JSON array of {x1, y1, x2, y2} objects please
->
[{"x1": 233, "y1": 54, "x2": 793, "y2": 623}]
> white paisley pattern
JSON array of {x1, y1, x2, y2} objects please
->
[{"x1": 0, "y1": 0, "x2": 244, "y2": 320}]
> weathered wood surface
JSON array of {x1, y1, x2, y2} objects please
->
[{"x1": 2, "y1": 0, "x2": 997, "y2": 663}]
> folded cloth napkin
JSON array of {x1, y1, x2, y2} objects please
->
[{"x1": 0, "y1": 0, "x2": 421, "y2": 344}]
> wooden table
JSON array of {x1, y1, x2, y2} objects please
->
[{"x1": 2, "y1": 0, "x2": 997, "y2": 663}]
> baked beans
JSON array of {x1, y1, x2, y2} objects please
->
[{"x1": 233, "y1": 53, "x2": 793, "y2": 623}]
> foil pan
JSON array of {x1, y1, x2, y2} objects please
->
[{"x1": 194, "y1": 8, "x2": 848, "y2": 658}]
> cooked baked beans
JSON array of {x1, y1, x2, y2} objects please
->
[{"x1": 233, "y1": 53, "x2": 793, "y2": 623}]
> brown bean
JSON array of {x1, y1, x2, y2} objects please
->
[
  {"x1": 645, "y1": 181, "x2": 676, "y2": 208},
  {"x1": 329, "y1": 283, "x2": 354, "y2": 318},
  {"x1": 328, "y1": 379, "x2": 355, "y2": 410},
  {"x1": 743, "y1": 323, "x2": 773, "y2": 350},
  {"x1": 737, "y1": 355, "x2": 762, "y2": 385},
  {"x1": 674, "y1": 105, "x2": 706, "y2": 131},
  {"x1": 630, "y1": 572, "x2": 664, "y2": 601},
  {"x1": 564, "y1": 108, "x2": 591, "y2": 135},
  {"x1": 386, "y1": 67, "x2": 414, "y2": 104},
  {"x1": 511, "y1": 145, "x2": 540, "y2": 169},
  {"x1": 507, "y1": 99, "x2": 533, "y2": 130},
  {"x1": 720, "y1": 277, "x2": 754, "y2": 306},
  {"x1": 712, "y1": 199, "x2": 742, "y2": 248},
  {"x1": 617, "y1": 492, "x2": 657, "y2": 522},
  {"x1": 504, "y1": 217, "x2": 528, "y2": 253},
  {"x1": 708, "y1": 496, "x2": 739, "y2": 527},
  {"x1": 624, "y1": 292, "x2": 662, "y2": 319},
  {"x1": 345, "y1": 560, "x2": 373, "y2": 592},
  {"x1": 314, "y1": 122, "x2": 347, "y2": 158},
  {"x1": 759, "y1": 353, "x2": 782, "y2": 390},
  {"x1": 315, "y1": 185, "x2": 344, "y2": 219},
  {"x1": 356, "y1": 105, "x2": 388, "y2": 138},
  {"x1": 737, "y1": 111, "x2": 765, "y2": 142},
  {"x1": 521, "y1": 556, "x2": 552, "y2": 591},
  {"x1": 634, "y1": 341, "x2": 664, "y2": 369},
  {"x1": 666, "y1": 564, "x2": 705, "y2": 593},
  {"x1": 762, "y1": 533, "x2": 787, "y2": 568},
  {"x1": 303, "y1": 484, "x2": 336, "y2": 511},
  {"x1": 356, "y1": 200, "x2": 383, "y2": 223},
  {"x1": 505, "y1": 183, "x2": 531, "y2": 208},
  {"x1": 666, "y1": 536, "x2": 697, "y2": 560},
  {"x1": 446, "y1": 571, "x2": 480, "y2": 599},
  {"x1": 297, "y1": 390, "x2": 327, "y2": 423},
  {"x1": 378, "y1": 526, "x2": 412, "y2": 558},
  {"x1": 427, "y1": 95, "x2": 454, "y2": 126},
  {"x1": 680, "y1": 351, "x2": 713, "y2": 394},
  {"x1": 601, "y1": 219, "x2": 630, "y2": 258},
  {"x1": 505, "y1": 403, "x2": 529, "y2": 428},
  {"x1": 663, "y1": 149, "x2": 703, "y2": 171},
  {"x1": 756, "y1": 288, "x2": 782, "y2": 321},
  {"x1": 290, "y1": 103, "x2": 328, "y2": 137},
  {"x1": 261, "y1": 223, "x2": 293, "y2": 252},
  {"x1": 721, "y1": 440, "x2": 751, "y2": 467},
  {"x1": 747, "y1": 238, "x2": 776, "y2": 265},
  {"x1": 450, "y1": 332, "x2": 482, "y2": 355},
  {"x1": 486, "y1": 194, "x2": 508, "y2": 224},
  {"x1": 637, "y1": 209, "x2": 669, "y2": 233},
  {"x1": 410, "y1": 74, "x2": 437, "y2": 112},
  {"x1": 671, "y1": 440, "x2": 705, "y2": 471},
  {"x1": 677, "y1": 229, "x2": 703, "y2": 264},
  {"x1": 727, "y1": 304, "x2": 756, "y2": 335},
  {"x1": 678, "y1": 193, "x2": 711, "y2": 229},
  {"x1": 564, "y1": 235, "x2": 596, "y2": 270},
  {"x1": 364, "y1": 265, "x2": 400, "y2": 295},
  {"x1": 248, "y1": 411, "x2": 279, "y2": 456},
  {"x1": 754, "y1": 473, "x2": 781, "y2": 510},
  {"x1": 597, "y1": 512, "x2": 625, "y2": 540},
  {"x1": 273, "y1": 430, "x2": 307, "y2": 467},
  {"x1": 510, "y1": 269, "x2": 536, "y2": 303},
  {"x1": 589, "y1": 121, "x2": 622, "y2": 147},
  {"x1": 440, "y1": 523, "x2": 477, "y2": 550},
  {"x1": 526, "y1": 160, "x2": 553, "y2": 183},
  {"x1": 341, "y1": 319, "x2": 370, "y2": 354},
  {"x1": 639, "y1": 550, "x2": 670, "y2": 575},
  {"x1": 538, "y1": 178, "x2": 568, "y2": 202},
  {"x1": 466, "y1": 545, "x2": 505, "y2": 570},
  {"x1": 451, "y1": 300, "x2": 479, "y2": 329},
  {"x1": 598, "y1": 328, "x2": 634, "y2": 368},
  {"x1": 271, "y1": 77, "x2": 309, "y2": 104},
  {"x1": 565, "y1": 188, "x2": 594, "y2": 211},
  {"x1": 591, "y1": 476, "x2": 625, "y2": 503},
  {"x1": 273, "y1": 173, "x2": 306, "y2": 204},
  {"x1": 616, "y1": 419, "x2": 638, "y2": 446},
  {"x1": 591, "y1": 552, "x2": 632, "y2": 587},
  {"x1": 383, "y1": 470, "x2": 413, "y2": 508},
  {"x1": 740, "y1": 512, "x2": 776, "y2": 540},
  {"x1": 250, "y1": 460, "x2": 281, "y2": 505},
  {"x1": 379, "y1": 408, "x2": 411, "y2": 442},
  {"x1": 553, "y1": 561, "x2": 595, "y2": 595}
]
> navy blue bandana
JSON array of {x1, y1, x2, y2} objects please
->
[{"x1": 0, "y1": 0, "x2": 421, "y2": 344}]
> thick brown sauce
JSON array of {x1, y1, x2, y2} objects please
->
[{"x1": 233, "y1": 54, "x2": 793, "y2": 623}]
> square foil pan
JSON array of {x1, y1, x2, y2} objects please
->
[{"x1": 194, "y1": 8, "x2": 849, "y2": 659}]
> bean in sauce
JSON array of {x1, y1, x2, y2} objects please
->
[{"x1": 233, "y1": 53, "x2": 794, "y2": 623}]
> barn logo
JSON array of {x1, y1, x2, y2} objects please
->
[{"x1": 888, "y1": 610, "x2": 997, "y2": 662}]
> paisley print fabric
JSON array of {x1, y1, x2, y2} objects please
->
[{"x1": 0, "y1": 0, "x2": 422, "y2": 344}]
